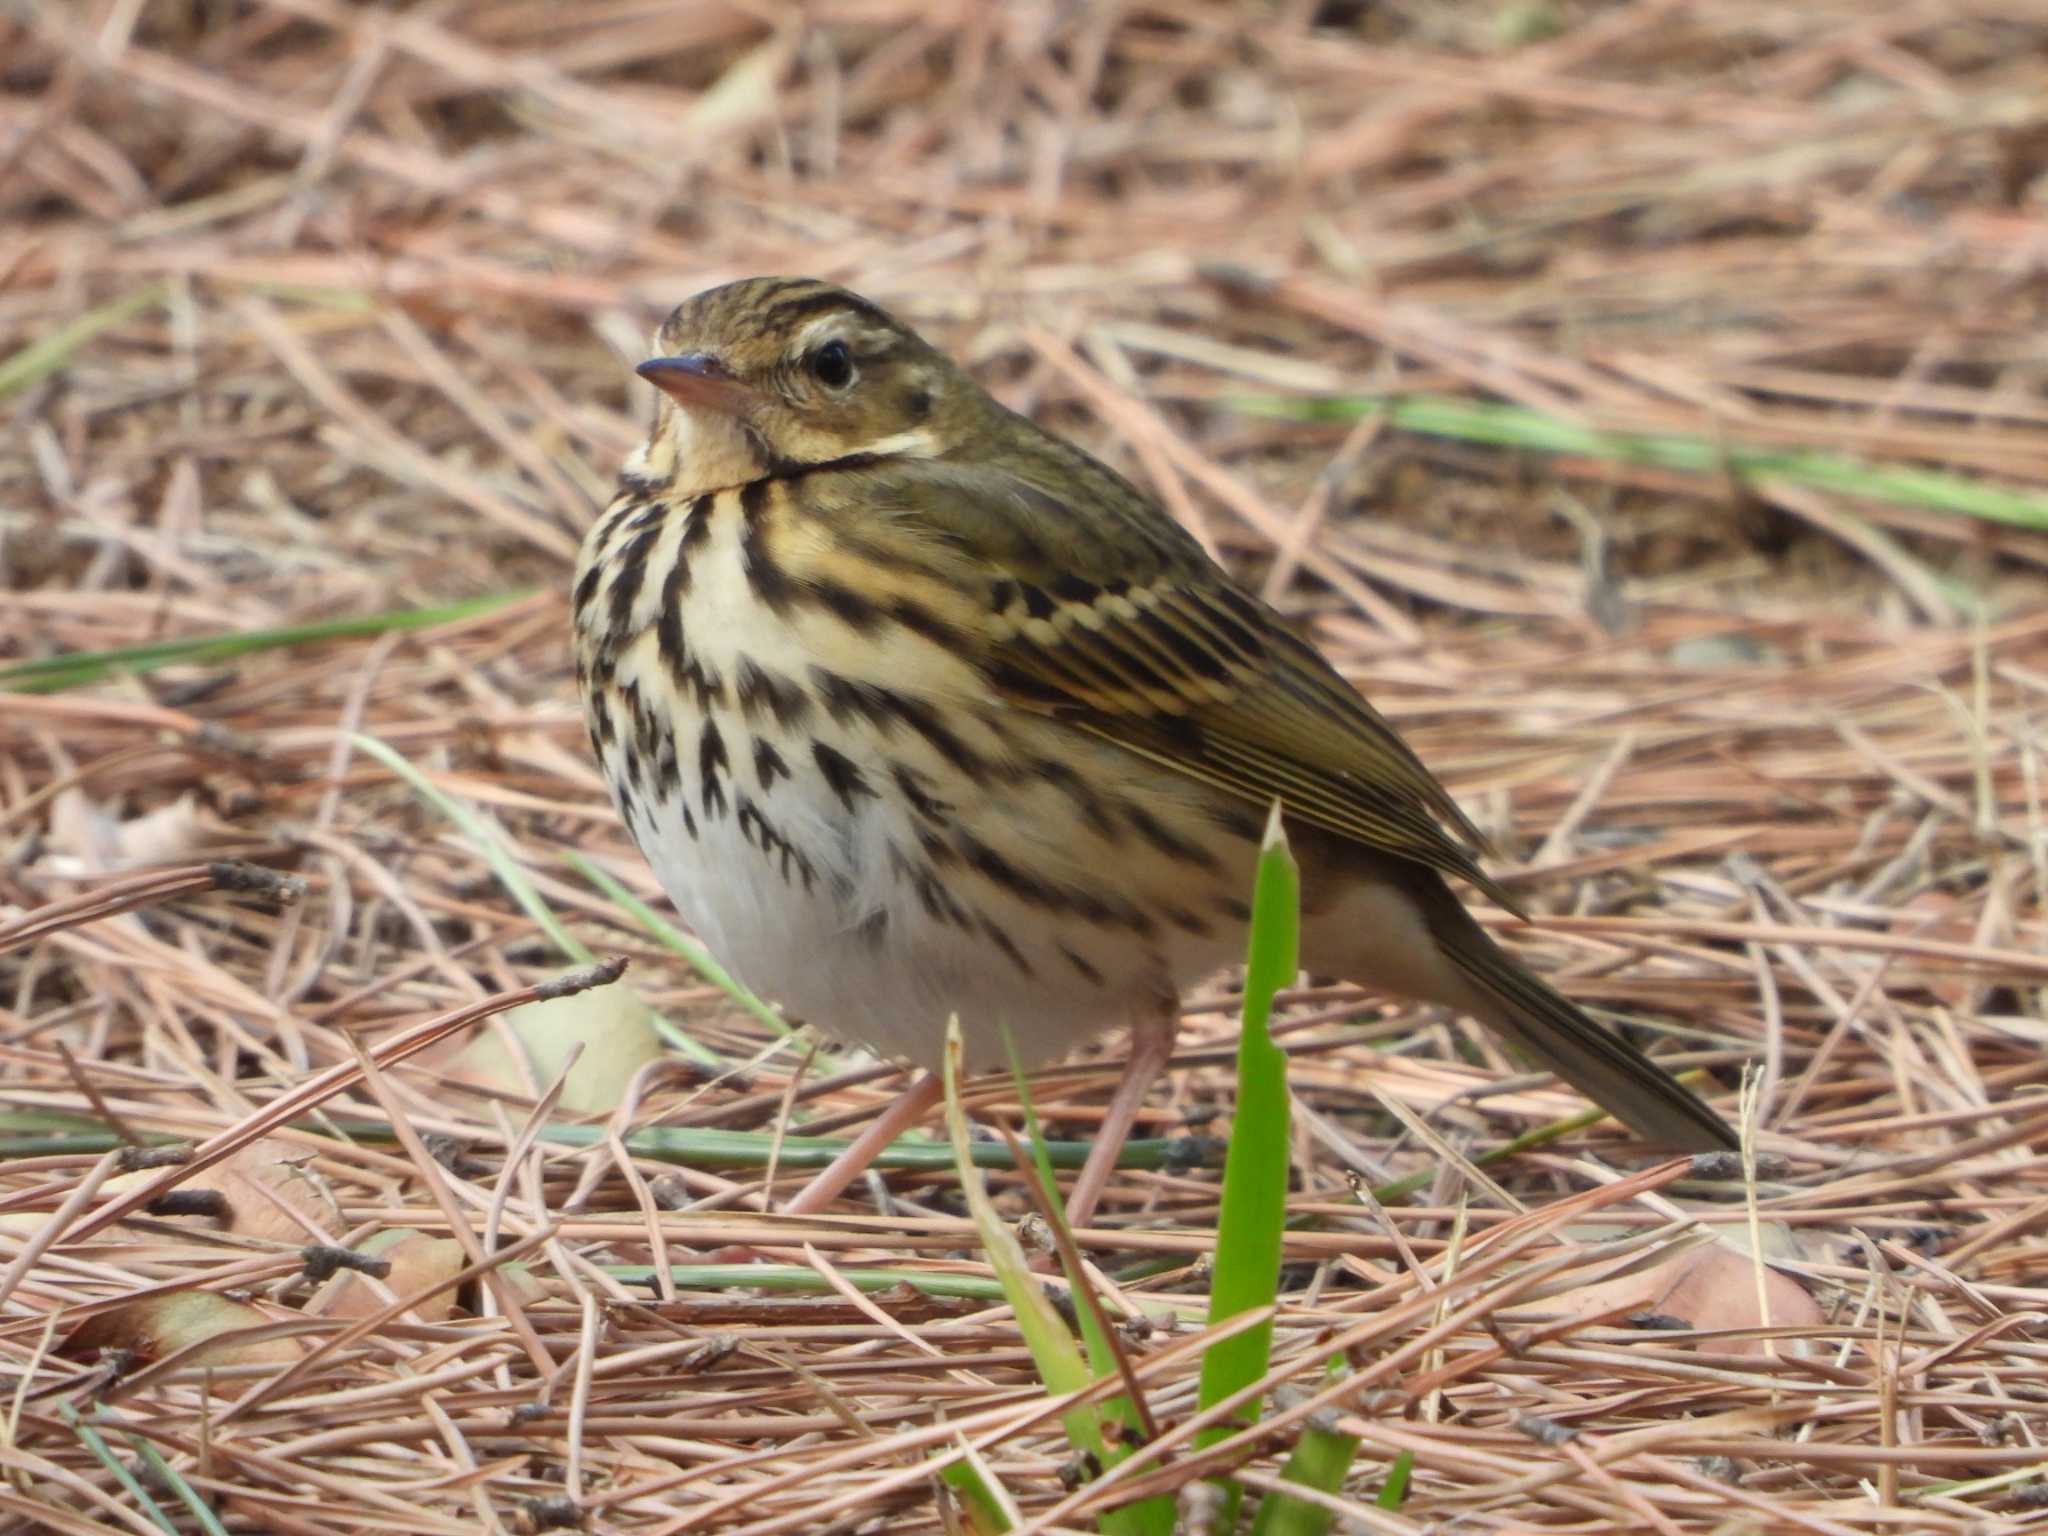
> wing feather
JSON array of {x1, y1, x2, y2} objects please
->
[{"x1": 846, "y1": 455, "x2": 1524, "y2": 914}]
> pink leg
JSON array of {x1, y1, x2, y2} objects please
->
[
  {"x1": 779, "y1": 1071, "x2": 946, "y2": 1215},
  {"x1": 1063, "y1": 1003, "x2": 1178, "y2": 1230}
]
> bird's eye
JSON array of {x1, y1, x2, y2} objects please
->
[{"x1": 809, "y1": 340, "x2": 855, "y2": 390}]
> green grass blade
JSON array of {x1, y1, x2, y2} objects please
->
[
  {"x1": 352, "y1": 731, "x2": 729, "y2": 1071},
  {"x1": 0, "y1": 1122, "x2": 1214, "y2": 1171},
  {"x1": 937, "y1": 1435, "x2": 1021, "y2": 1533},
  {"x1": 610, "y1": 1264, "x2": 1014, "y2": 1300},
  {"x1": 0, "y1": 282, "x2": 169, "y2": 401},
  {"x1": 1230, "y1": 392, "x2": 2048, "y2": 530},
  {"x1": 1196, "y1": 803, "x2": 1300, "y2": 1526},
  {"x1": 1377, "y1": 1449, "x2": 1414, "y2": 1509},
  {"x1": 940, "y1": 1019, "x2": 1109, "y2": 1458},
  {"x1": 58, "y1": 1407, "x2": 180, "y2": 1535},
  {"x1": 997, "y1": 1033, "x2": 1176, "y2": 1536},
  {"x1": 123, "y1": 1430, "x2": 231, "y2": 1536},
  {"x1": 0, "y1": 593, "x2": 530, "y2": 693},
  {"x1": 351, "y1": 732, "x2": 589, "y2": 964},
  {"x1": 1248, "y1": 1361, "x2": 1364, "y2": 1536},
  {"x1": 1000, "y1": 1028, "x2": 1069, "y2": 1236}
]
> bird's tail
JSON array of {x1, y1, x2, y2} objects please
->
[{"x1": 1411, "y1": 874, "x2": 1738, "y2": 1152}]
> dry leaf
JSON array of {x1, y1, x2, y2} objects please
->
[
  {"x1": 1522, "y1": 1240, "x2": 1823, "y2": 1355},
  {"x1": 447, "y1": 983, "x2": 663, "y2": 1114},
  {"x1": 90, "y1": 1139, "x2": 339, "y2": 1244},
  {"x1": 43, "y1": 788, "x2": 203, "y2": 875},
  {"x1": 59, "y1": 1291, "x2": 303, "y2": 1385},
  {"x1": 307, "y1": 1229, "x2": 466, "y2": 1322}
]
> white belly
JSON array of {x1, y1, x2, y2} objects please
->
[
  {"x1": 617, "y1": 733, "x2": 1161, "y2": 1069},
  {"x1": 581, "y1": 491, "x2": 1257, "y2": 1070}
]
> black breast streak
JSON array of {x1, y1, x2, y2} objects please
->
[
  {"x1": 1026, "y1": 756, "x2": 1117, "y2": 840},
  {"x1": 739, "y1": 482, "x2": 795, "y2": 613},
  {"x1": 655, "y1": 556, "x2": 725, "y2": 711},
  {"x1": 653, "y1": 538, "x2": 692, "y2": 665},
  {"x1": 683, "y1": 656, "x2": 724, "y2": 710},
  {"x1": 571, "y1": 560, "x2": 604, "y2": 621},
  {"x1": 655, "y1": 715, "x2": 681, "y2": 792},
  {"x1": 588, "y1": 495, "x2": 643, "y2": 557},
  {"x1": 699, "y1": 717, "x2": 730, "y2": 819},
  {"x1": 619, "y1": 679, "x2": 650, "y2": 757},
  {"x1": 753, "y1": 737, "x2": 789, "y2": 789},
  {"x1": 682, "y1": 494, "x2": 715, "y2": 547},
  {"x1": 736, "y1": 658, "x2": 813, "y2": 728},
  {"x1": 976, "y1": 913, "x2": 1033, "y2": 977},
  {"x1": 952, "y1": 829, "x2": 1154, "y2": 937},
  {"x1": 736, "y1": 794, "x2": 815, "y2": 893},
  {"x1": 809, "y1": 672, "x2": 985, "y2": 781},
  {"x1": 1059, "y1": 945, "x2": 1105, "y2": 986},
  {"x1": 812, "y1": 670, "x2": 900, "y2": 731},
  {"x1": 1123, "y1": 799, "x2": 1220, "y2": 870},
  {"x1": 889, "y1": 842, "x2": 968, "y2": 928},
  {"x1": 890, "y1": 693, "x2": 984, "y2": 779},
  {"x1": 891, "y1": 762, "x2": 950, "y2": 824},
  {"x1": 812, "y1": 741, "x2": 877, "y2": 814},
  {"x1": 859, "y1": 675, "x2": 983, "y2": 775},
  {"x1": 605, "y1": 521, "x2": 663, "y2": 644},
  {"x1": 809, "y1": 577, "x2": 881, "y2": 633}
]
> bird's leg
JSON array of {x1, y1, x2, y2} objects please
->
[
  {"x1": 1062, "y1": 1001, "x2": 1178, "y2": 1231},
  {"x1": 778, "y1": 1070, "x2": 946, "y2": 1215}
]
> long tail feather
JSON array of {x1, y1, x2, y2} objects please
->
[{"x1": 1414, "y1": 876, "x2": 1737, "y2": 1151}]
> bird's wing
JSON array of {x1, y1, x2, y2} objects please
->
[{"x1": 857, "y1": 454, "x2": 1524, "y2": 915}]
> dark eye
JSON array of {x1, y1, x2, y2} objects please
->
[{"x1": 809, "y1": 340, "x2": 854, "y2": 389}]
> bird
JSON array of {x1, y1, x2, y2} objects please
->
[{"x1": 572, "y1": 276, "x2": 1737, "y2": 1228}]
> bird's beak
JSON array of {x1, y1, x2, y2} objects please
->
[{"x1": 637, "y1": 353, "x2": 756, "y2": 415}]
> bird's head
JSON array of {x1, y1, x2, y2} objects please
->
[{"x1": 631, "y1": 277, "x2": 978, "y2": 493}]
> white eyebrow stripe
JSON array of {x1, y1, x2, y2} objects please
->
[
  {"x1": 853, "y1": 427, "x2": 940, "y2": 458},
  {"x1": 795, "y1": 314, "x2": 849, "y2": 351}
]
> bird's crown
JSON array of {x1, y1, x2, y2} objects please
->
[{"x1": 634, "y1": 277, "x2": 983, "y2": 489}]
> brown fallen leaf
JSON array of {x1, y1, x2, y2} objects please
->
[
  {"x1": 58, "y1": 1291, "x2": 304, "y2": 1388},
  {"x1": 88, "y1": 1138, "x2": 339, "y2": 1245},
  {"x1": 444, "y1": 982, "x2": 664, "y2": 1114},
  {"x1": 307, "y1": 1229, "x2": 466, "y2": 1322},
  {"x1": 1516, "y1": 1239, "x2": 1823, "y2": 1355},
  {"x1": 44, "y1": 788, "x2": 203, "y2": 876}
]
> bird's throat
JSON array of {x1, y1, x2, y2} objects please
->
[{"x1": 643, "y1": 406, "x2": 770, "y2": 498}]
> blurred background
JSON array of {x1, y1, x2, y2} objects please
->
[
  {"x1": 8, "y1": 1, "x2": 2046, "y2": 621},
  {"x1": 5, "y1": 4, "x2": 2048, "y2": 1531}
]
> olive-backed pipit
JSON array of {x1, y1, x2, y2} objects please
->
[{"x1": 574, "y1": 277, "x2": 1736, "y2": 1225}]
